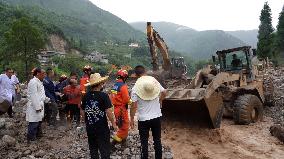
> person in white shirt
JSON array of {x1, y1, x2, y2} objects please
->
[
  {"x1": 26, "y1": 68, "x2": 49, "y2": 143},
  {"x1": 11, "y1": 70, "x2": 20, "y2": 102},
  {"x1": 130, "y1": 65, "x2": 166, "y2": 159},
  {"x1": 0, "y1": 68, "x2": 14, "y2": 117}
]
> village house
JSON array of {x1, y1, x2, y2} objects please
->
[
  {"x1": 128, "y1": 43, "x2": 139, "y2": 48},
  {"x1": 84, "y1": 51, "x2": 108, "y2": 64},
  {"x1": 38, "y1": 51, "x2": 67, "y2": 66}
]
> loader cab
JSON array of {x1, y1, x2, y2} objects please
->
[
  {"x1": 170, "y1": 57, "x2": 187, "y2": 78},
  {"x1": 171, "y1": 57, "x2": 185, "y2": 68},
  {"x1": 216, "y1": 46, "x2": 254, "y2": 80}
]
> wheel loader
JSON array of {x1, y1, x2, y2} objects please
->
[
  {"x1": 162, "y1": 46, "x2": 272, "y2": 128},
  {"x1": 145, "y1": 22, "x2": 272, "y2": 128}
]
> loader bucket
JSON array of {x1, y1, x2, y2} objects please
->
[{"x1": 162, "y1": 88, "x2": 224, "y2": 128}]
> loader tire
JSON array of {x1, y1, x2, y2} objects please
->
[{"x1": 233, "y1": 94, "x2": 263, "y2": 125}]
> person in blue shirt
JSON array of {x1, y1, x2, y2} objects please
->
[{"x1": 43, "y1": 68, "x2": 58, "y2": 127}]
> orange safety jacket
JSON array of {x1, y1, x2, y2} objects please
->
[{"x1": 110, "y1": 79, "x2": 130, "y2": 107}]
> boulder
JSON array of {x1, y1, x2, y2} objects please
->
[{"x1": 2, "y1": 135, "x2": 16, "y2": 147}]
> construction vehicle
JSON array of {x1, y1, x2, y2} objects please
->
[
  {"x1": 146, "y1": 22, "x2": 187, "y2": 80},
  {"x1": 162, "y1": 46, "x2": 271, "y2": 128}
]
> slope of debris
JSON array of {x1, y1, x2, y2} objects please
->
[
  {"x1": 0, "y1": 91, "x2": 173, "y2": 159},
  {"x1": 264, "y1": 67, "x2": 284, "y2": 126}
]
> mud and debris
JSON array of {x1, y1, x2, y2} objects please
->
[
  {"x1": 1, "y1": 67, "x2": 284, "y2": 159},
  {"x1": 0, "y1": 94, "x2": 173, "y2": 159},
  {"x1": 265, "y1": 68, "x2": 284, "y2": 126}
]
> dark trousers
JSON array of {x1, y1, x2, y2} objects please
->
[
  {"x1": 45, "y1": 102, "x2": 58, "y2": 125},
  {"x1": 7, "y1": 105, "x2": 12, "y2": 117},
  {"x1": 65, "y1": 104, "x2": 80, "y2": 125},
  {"x1": 58, "y1": 103, "x2": 66, "y2": 123},
  {"x1": 7, "y1": 97, "x2": 14, "y2": 117},
  {"x1": 86, "y1": 125, "x2": 110, "y2": 159},
  {"x1": 27, "y1": 121, "x2": 42, "y2": 140},
  {"x1": 138, "y1": 117, "x2": 162, "y2": 159}
]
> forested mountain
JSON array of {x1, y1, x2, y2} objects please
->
[
  {"x1": 131, "y1": 22, "x2": 247, "y2": 60},
  {"x1": 226, "y1": 30, "x2": 258, "y2": 48},
  {"x1": 3, "y1": 0, "x2": 145, "y2": 43},
  {"x1": 0, "y1": 2, "x2": 63, "y2": 46}
]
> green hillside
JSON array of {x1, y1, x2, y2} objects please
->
[
  {"x1": 0, "y1": 2, "x2": 151, "y2": 78},
  {"x1": 0, "y1": 2, "x2": 63, "y2": 47},
  {"x1": 3, "y1": 0, "x2": 145, "y2": 43},
  {"x1": 131, "y1": 22, "x2": 246, "y2": 60}
]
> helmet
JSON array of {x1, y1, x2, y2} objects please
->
[
  {"x1": 83, "y1": 65, "x2": 92, "y2": 72},
  {"x1": 59, "y1": 74, "x2": 67, "y2": 82},
  {"x1": 117, "y1": 69, "x2": 128, "y2": 78}
]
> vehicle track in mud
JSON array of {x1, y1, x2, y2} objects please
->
[{"x1": 161, "y1": 117, "x2": 284, "y2": 159}]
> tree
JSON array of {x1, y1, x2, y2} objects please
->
[
  {"x1": 276, "y1": 5, "x2": 284, "y2": 54},
  {"x1": 4, "y1": 17, "x2": 44, "y2": 79},
  {"x1": 257, "y1": 2, "x2": 274, "y2": 59}
]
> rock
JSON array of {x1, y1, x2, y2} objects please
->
[
  {"x1": 0, "y1": 140, "x2": 6, "y2": 149},
  {"x1": 34, "y1": 150, "x2": 45, "y2": 157},
  {"x1": 2, "y1": 135, "x2": 16, "y2": 146},
  {"x1": 0, "y1": 129, "x2": 17, "y2": 137},
  {"x1": 164, "y1": 151, "x2": 174, "y2": 159},
  {"x1": 27, "y1": 155, "x2": 36, "y2": 159},
  {"x1": 111, "y1": 155, "x2": 121, "y2": 159},
  {"x1": 0, "y1": 118, "x2": 5, "y2": 129},
  {"x1": 123, "y1": 148, "x2": 130, "y2": 155},
  {"x1": 23, "y1": 150, "x2": 32, "y2": 156},
  {"x1": 270, "y1": 125, "x2": 284, "y2": 143},
  {"x1": 5, "y1": 122, "x2": 14, "y2": 129}
]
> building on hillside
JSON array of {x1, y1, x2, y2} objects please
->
[
  {"x1": 38, "y1": 51, "x2": 66, "y2": 66},
  {"x1": 123, "y1": 54, "x2": 132, "y2": 59},
  {"x1": 129, "y1": 43, "x2": 139, "y2": 48},
  {"x1": 84, "y1": 51, "x2": 108, "y2": 64}
]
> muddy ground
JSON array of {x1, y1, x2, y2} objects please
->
[
  {"x1": 162, "y1": 116, "x2": 284, "y2": 159},
  {"x1": 2, "y1": 109, "x2": 283, "y2": 159},
  {"x1": 1, "y1": 68, "x2": 284, "y2": 159}
]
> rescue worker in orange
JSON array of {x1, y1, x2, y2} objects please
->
[
  {"x1": 110, "y1": 69, "x2": 131, "y2": 148},
  {"x1": 80, "y1": 65, "x2": 92, "y2": 95}
]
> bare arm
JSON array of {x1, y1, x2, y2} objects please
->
[
  {"x1": 106, "y1": 108, "x2": 118, "y2": 131},
  {"x1": 130, "y1": 101, "x2": 138, "y2": 129},
  {"x1": 159, "y1": 90, "x2": 167, "y2": 107}
]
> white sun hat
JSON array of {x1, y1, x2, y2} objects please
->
[
  {"x1": 133, "y1": 76, "x2": 161, "y2": 100},
  {"x1": 84, "y1": 73, "x2": 109, "y2": 86}
]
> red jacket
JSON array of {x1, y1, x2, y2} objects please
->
[{"x1": 63, "y1": 85, "x2": 81, "y2": 105}]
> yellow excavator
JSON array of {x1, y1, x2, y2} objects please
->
[
  {"x1": 147, "y1": 22, "x2": 270, "y2": 128},
  {"x1": 146, "y1": 22, "x2": 187, "y2": 80}
]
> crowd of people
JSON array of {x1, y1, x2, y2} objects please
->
[{"x1": 0, "y1": 65, "x2": 167, "y2": 159}]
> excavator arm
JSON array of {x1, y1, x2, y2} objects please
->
[{"x1": 147, "y1": 22, "x2": 171, "y2": 71}]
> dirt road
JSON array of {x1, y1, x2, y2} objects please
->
[{"x1": 162, "y1": 117, "x2": 284, "y2": 159}]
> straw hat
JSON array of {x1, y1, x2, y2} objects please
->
[
  {"x1": 133, "y1": 76, "x2": 160, "y2": 100},
  {"x1": 84, "y1": 73, "x2": 109, "y2": 86}
]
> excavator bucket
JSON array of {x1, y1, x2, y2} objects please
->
[{"x1": 162, "y1": 88, "x2": 224, "y2": 128}]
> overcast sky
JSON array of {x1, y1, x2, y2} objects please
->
[{"x1": 91, "y1": 0, "x2": 284, "y2": 31}]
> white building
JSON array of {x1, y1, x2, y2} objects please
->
[
  {"x1": 84, "y1": 51, "x2": 108, "y2": 64},
  {"x1": 38, "y1": 51, "x2": 66, "y2": 66},
  {"x1": 129, "y1": 43, "x2": 139, "y2": 48}
]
